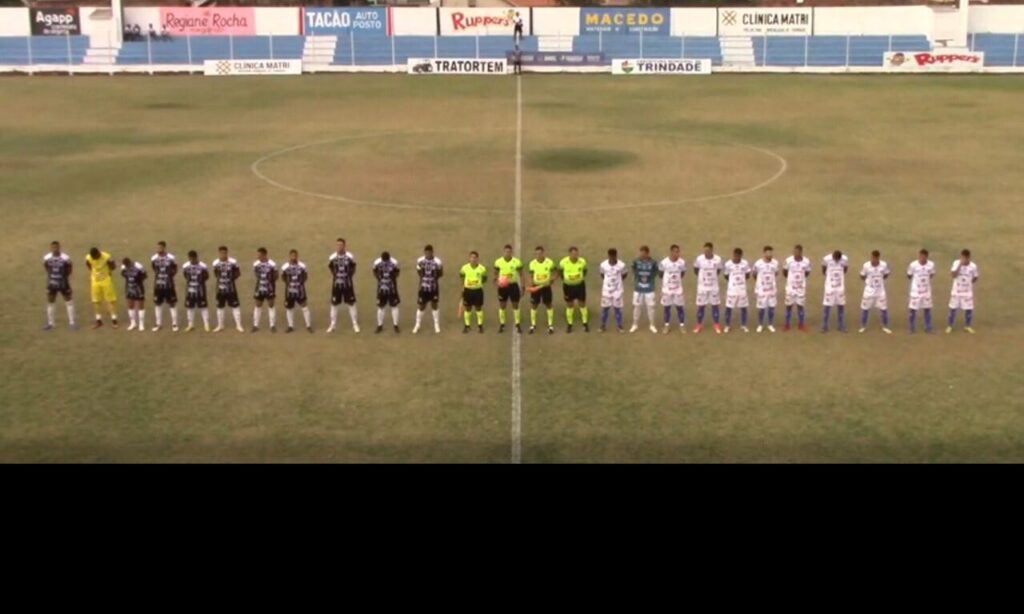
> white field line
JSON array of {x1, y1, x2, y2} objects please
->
[
  {"x1": 511, "y1": 75, "x2": 523, "y2": 465},
  {"x1": 250, "y1": 130, "x2": 788, "y2": 214}
]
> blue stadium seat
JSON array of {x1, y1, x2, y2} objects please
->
[
  {"x1": 0, "y1": 35, "x2": 89, "y2": 65},
  {"x1": 969, "y1": 33, "x2": 1022, "y2": 67}
]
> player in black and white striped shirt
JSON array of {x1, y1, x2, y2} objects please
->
[
  {"x1": 120, "y1": 257, "x2": 147, "y2": 332},
  {"x1": 327, "y1": 238, "x2": 360, "y2": 334},
  {"x1": 212, "y1": 246, "x2": 244, "y2": 333},
  {"x1": 373, "y1": 251, "x2": 401, "y2": 334},
  {"x1": 414, "y1": 244, "x2": 443, "y2": 334},
  {"x1": 252, "y1": 247, "x2": 278, "y2": 333},
  {"x1": 281, "y1": 249, "x2": 312, "y2": 333}
]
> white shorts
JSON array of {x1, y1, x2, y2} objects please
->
[
  {"x1": 660, "y1": 292, "x2": 684, "y2": 307},
  {"x1": 632, "y1": 291, "x2": 655, "y2": 307},
  {"x1": 695, "y1": 289, "x2": 720, "y2": 306},
  {"x1": 785, "y1": 289, "x2": 806, "y2": 307},
  {"x1": 757, "y1": 293, "x2": 778, "y2": 309},
  {"x1": 949, "y1": 295, "x2": 974, "y2": 310},
  {"x1": 601, "y1": 293, "x2": 624, "y2": 309},
  {"x1": 908, "y1": 295, "x2": 933, "y2": 310},
  {"x1": 725, "y1": 293, "x2": 749, "y2": 309},
  {"x1": 823, "y1": 290, "x2": 846, "y2": 307},
  {"x1": 860, "y1": 294, "x2": 888, "y2": 311}
]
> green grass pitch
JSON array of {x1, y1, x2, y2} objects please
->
[{"x1": 1, "y1": 74, "x2": 1022, "y2": 462}]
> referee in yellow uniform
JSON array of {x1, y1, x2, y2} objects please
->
[
  {"x1": 494, "y1": 244, "x2": 524, "y2": 334},
  {"x1": 459, "y1": 251, "x2": 488, "y2": 334},
  {"x1": 559, "y1": 246, "x2": 589, "y2": 333},
  {"x1": 85, "y1": 247, "x2": 119, "y2": 329}
]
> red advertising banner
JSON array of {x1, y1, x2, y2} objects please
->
[{"x1": 159, "y1": 7, "x2": 256, "y2": 36}]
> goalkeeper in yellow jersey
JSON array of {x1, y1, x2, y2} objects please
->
[{"x1": 85, "y1": 247, "x2": 118, "y2": 329}]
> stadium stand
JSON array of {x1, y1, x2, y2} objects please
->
[
  {"x1": 968, "y1": 33, "x2": 1024, "y2": 66},
  {"x1": 0, "y1": 36, "x2": 89, "y2": 65}
]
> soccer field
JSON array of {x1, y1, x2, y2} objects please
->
[{"x1": 1, "y1": 74, "x2": 1022, "y2": 462}]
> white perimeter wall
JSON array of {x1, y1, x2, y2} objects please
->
[
  {"x1": 534, "y1": 7, "x2": 577, "y2": 36},
  {"x1": 672, "y1": 8, "x2": 716, "y2": 37},
  {"x1": 814, "y1": 7, "x2": 932, "y2": 36},
  {"x1": 123, "y1": 7, "x2": 159, "y2": 30},
  {"x1": 256, "y1": 8, "x2": 300, "y2": 36},
  {"x1": 0, "y1": 8, "x2": 30, "y2": 36},
  {"x1": 969, "y1": 5, "x2": 1024, "y2": 33},
  {"x1": 392, "y1": 7, "x2": 436, "y2": 36}
]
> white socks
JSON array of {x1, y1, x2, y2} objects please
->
[
  {"x1": 330, "y1": 305, "x2": 338, "y2": 327},
  {"x1": 252, "y1": 307, "x2": 261, "y2": 328},
  {"x1": 376, "y1": 308, "x2": 385, "y2": 327},
  {"x1": 286, "y1": 309, "x2": 295, "y2": 328},
  {"x1": 433, "y1": 309, "x2": 440, "y2": 327},
  {"x1": 232, "y1": 307, "x2": 241, "y2": 327},
  {"x1": 46, "y1": 303, "x2": 56, "y2": 326},
  {"x1": 66, "y1": 301, "x2": 76, "y2": 325},
  {"x1": 217, "y1": 308, "x2": 225, "y2": 328},
  {"x1": 156, "y1": 306, "x2": 179, "y2": 327},
  {"x1": 187, "y1": 309, "x2": 195, "y2": 326},
  {"x1": 391, "y1": 307, "x2": 400, "y2": 326},
  {"x1": 302, "y1": 306, "x2": 311, "y2": 328},
  {"x1": 349, "y1": 304, "x2": 358, "y2": 326}
]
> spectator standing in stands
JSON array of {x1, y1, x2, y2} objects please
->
[
  {"x1": 513, "y1": 12, "x2": 523, "y2": 45},
  {"x1": 123, "y1": 23, "x2": 134, "y2": 42},
  {"x1": 148, "y1": 24, "x2": 157, "y2": 40},
  {"x1": 132, "y1": 24, "x2": 142, "y2": 41},
  {"x1": 159, "y1": 26, "x2": 172, "y2": 43}
]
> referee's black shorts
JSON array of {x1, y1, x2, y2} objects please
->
[
  {"x1": 563, "y1": 284, "x2": 586, "y2": 303},
  {"x1": 462, "y1": 288, "x2": 485, "y2": 309},
  {"x1": 498, "y1": 284, "x2": 521, "y2": 303},
  {"x1": 530, "y1": 286, "x2": 553, "y2": 307}
]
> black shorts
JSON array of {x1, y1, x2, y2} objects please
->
[
  {"x1": 331, "y1": 286, "x2": 356, "y2": 306},
  {"x1": 47, "y1": 284, "x2": 72, "y2": 300},
  {"x1": 514, "y1": 24, "x2": 523, "y2": 35},
  {"x1": 216, "y1": 291, "x2": 240, "y2": 309},
  {"x1": 530, "y1": 286, "x2": 553, "y2": 307},
  {"x1": 462, "y1": 288, "x2": 484, "y2": 309},
  {"x1": 498, "y1": 284, "x2": 522, "y2": 303},
  {"x1": 185, "y1": 294, "x2": 208, "y2": 309},
  {"x1": 564, "y1": 284, "x2": 586, "y2": 303},
  {"x1": 285, "y1": 291, "x2": 307, "y2": 309},
  {"x1": 417, "y1": 288, "x2": 440, "y2": 307},
  {"x1": 154, "y1": 286, "x2": 177, "y2": 306},
  {"x1": 254, "y1": 290, "x2": 276, "y2": 302},
  {"x1": 125, "y1": 289, "x2": 144, "y2": 301},
  {"x1": 377, "y1": 290, "x2": 400, "y2": 308}
]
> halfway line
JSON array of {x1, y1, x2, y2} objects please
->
[{"x1": 511, "y1": 75, "x2": 523, "y2": 465}]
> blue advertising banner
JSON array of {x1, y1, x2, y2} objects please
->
[
  {"x1": 579, "y1": 8, "x2": 670, "y2": 36},
  {"x1": 302, "y1": 7, "x2": 389, "y2": 36}
]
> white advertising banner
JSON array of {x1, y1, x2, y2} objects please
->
[
  {"x1": 204, "y1": 59, "x2": 302, "y2": 76},
  {"x1": 407, "y1": 58, "x2": 508, "y2": 75},
  {"x1": 611, "y1": 58, "x2": 711, "y2": 75},
  {"x1": 884, "y1": 51, "x2": 985, "y2": 72},
  {"x1": 439, "y1": 7, "x2": 527, "y2": 36},
  {"x1": 718, "y1": 8, "x2": 812, "y2": 36}
]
